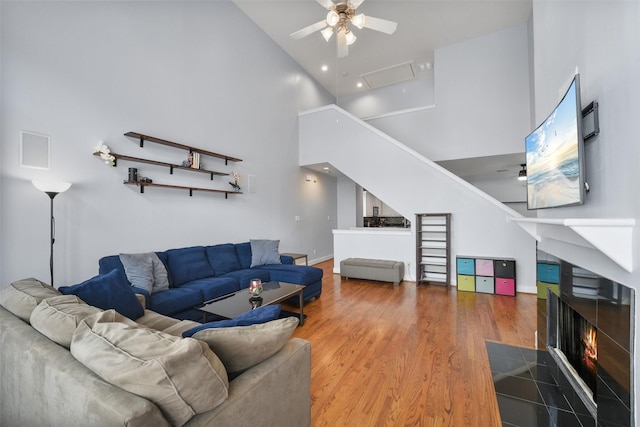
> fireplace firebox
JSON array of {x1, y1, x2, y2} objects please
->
[{"x1": 537, "y1": 250, "x2": 634, "y2": 426}]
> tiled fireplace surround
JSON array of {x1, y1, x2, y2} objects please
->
[{"x1": 537, "y1": 251, "x2": 635, "y2": 426}]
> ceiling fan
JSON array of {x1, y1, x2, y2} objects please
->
[{"x1": 290, "y1": 0, "x2": 398, "y2": 58}]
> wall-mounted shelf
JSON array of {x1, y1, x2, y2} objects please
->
[
  {"x1": 508, "y1": 217, "x2": 635, "y2": 272},
  {"x1": 94, "y1": 152, "x2": 228, "y2": 179},
  {"x1": 123, "y1": 180, "x2": 242, "y2": 199},
  {"x1": 124, "y1": 132, "x2": 242, "y2": 165}
]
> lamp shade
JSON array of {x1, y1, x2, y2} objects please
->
[
  {"x1": 326, "y1": 10, "x2": 339, "y2": 27},
  {"x1": 321, "y1": 26, "x2": 334, "y2": 42},
  {"x1": 32, "y1": 180, "x2": 72, "y2": 194},
  {"x1": 345, "y1": 30, "x2": 357, "y2": 46},
  {"x1": 351, "y1": 14, "x2": 366, "y2": 29},
  {"x1": 517, "y1": 164, "x2": 527, "y2": 181}
]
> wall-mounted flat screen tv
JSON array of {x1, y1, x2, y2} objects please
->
[{"x1": 525, "y1": 74, "x2": 586, "y2": 210}]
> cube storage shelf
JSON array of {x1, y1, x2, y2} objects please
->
[
  {"x1": 536, "y1": 261, "x2": 560, "y2": 299},
  {"x1": 456, "y1": 256, "x2": 516, "y2": 296}
]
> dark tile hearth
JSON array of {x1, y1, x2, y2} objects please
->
[{"x1": 486, "y1": 341, "x2": 596, "y2": 427}]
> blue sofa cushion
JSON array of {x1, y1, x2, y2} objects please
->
[
  {"x1": 250, "y1": 239, "x2": 282, "y2": 267},
  {"x1": 205, "y1": 244, "x2": 240, "y2": 276},
  {"x1": 221, "y1": 269, "x2": 271, "y2": 289},
  {"x1": 166, "y1": 246, "x2": 214, "y2": 287},
  {"x1": 59, "y1": 269, "x2": 144, "y2": 320},
  {"x1": 182, "y1": 305, "x2": 281, "y2": 337},
  {"x1": 148, "y1": 286, "x2": 203, "y2": 316},
  {"x1": 235, "y1": 242, "x2": 252, "y2": 270},
  {"x1": 181, "y1": 277, "x2": 240, "y2": 302},
  {"x1": 254, "y1": 264, "x2": 323, "y2": 285}
]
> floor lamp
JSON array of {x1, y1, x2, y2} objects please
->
[{"x1": 32, "y1": 180, "x2": 72, "y2": 287}]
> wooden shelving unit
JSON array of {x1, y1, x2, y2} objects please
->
[
  {"x1": 95, "y1": 132, "x2": 243, "y2": 200},
  {"x1": 416, "y1": 213, "x2": 451, "y2": 286},
  {"x1": 94, "y1": 152, "x2": 229, "y2": 179},
  {"x1": 124, "y1": 131, "x2": 242, "y2": 165},
  {"x1": 123, "y1": 180, "x2": 242, "y2": 199}
]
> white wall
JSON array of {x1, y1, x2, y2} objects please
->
[
  {"x1": 365, "y1": 23, "x2": 531, "y2": 162},
  {"x1": 530, "y1": 0, "x2": 640, "y2": 422},
  {"x1": 337, "y1": 75, "x2": 435, "y2": 119},
  {"x1": 337, "y1": 176, "x2": 357, "y2": 229},
  {"x1": 300, "y1": 106, "x2": 537, "y2": 294},
  {"x1": 0, "y1": 1, "x2": 336, "y2": 286}
]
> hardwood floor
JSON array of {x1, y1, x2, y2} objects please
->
[{"x1": 288, "y1": 259, "x2": 538, "y2": 427}]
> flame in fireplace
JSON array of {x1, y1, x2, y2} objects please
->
[{"x1": 582, "y1": 326, "x2": 597, "y2": 373}]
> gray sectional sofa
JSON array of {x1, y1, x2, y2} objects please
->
[
  {"x1": 99, "y1": 241, "x2": 323, "y2": 320},
  {"x1": 0, "y1": 278, "x2": 311, "y2": 427}
]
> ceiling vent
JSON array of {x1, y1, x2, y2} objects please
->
[{"x1": 361, "y1": 61, "x2": 415, "y2": 89}]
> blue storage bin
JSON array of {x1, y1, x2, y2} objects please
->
[
  {"x1": 456, "y1": 258, "x2": 475, "y2": 275},
  {"x1": 537, "y1": 263, "x2": 560, "y2": 284}
]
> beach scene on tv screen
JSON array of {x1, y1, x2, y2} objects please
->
[{"x1": 526, "y1": 81, "x2": 581, "y2": 209}]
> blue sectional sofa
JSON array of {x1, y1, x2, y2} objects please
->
[{"x1": 99, "y1": 242, "x2": 322, "y2": 320}]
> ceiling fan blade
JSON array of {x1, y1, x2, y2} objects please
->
[
  {"x1": 316, "y1": 0, "x2": 336, "y2": 11},
  {"x1": 362, "y1": 15, "x2": 397, "y2": 34},
  {"x1": 349, "y1": 0, "x2": 365, "y2": 9},
  {"x1": 337, "y1": 30, "x2": 349, "y2": 58},
  {"x1": 289, "y1": 20, "x2": 328, "y2": 40}
]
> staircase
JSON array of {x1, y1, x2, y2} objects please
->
[{"x1": 299, "y1": 104, "x2": 537, "y2": 292}]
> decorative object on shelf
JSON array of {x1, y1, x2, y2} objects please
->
[
  {"x1": 93, "y1": 141, "x2": 115, "y2": 166},
  {"x1": 139, "y1": 177, "x2": 152, "y2": 183},
  {"x1": 249, "y1": 278, "x2": 263, "y2": 297},
  {"x1": 128, "y1": 168, "x2": 138, "y2": 182},
  {"x1": 32, "y1": 180, "x2": 72, "y2": 287},
  {"x1": 229, "y1": 172, "x2": 241, "y2": 191}
]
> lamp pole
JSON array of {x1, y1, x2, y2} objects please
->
[
  {"x1": 45, "y1": 191, "x2": 58, "y2": 286},
  {"x1": 32, "y1": 181, "x2": 72, "y2": 287}
]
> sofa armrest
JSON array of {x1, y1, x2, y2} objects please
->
[
  {"x1": 280, "y1": 255, "x2": 294, "y2": 265},
  {"x1": 185, "y1": 338, "x2": 311, "y2": 426},
  {"x1": 134, "y1": 293, "x2": 146, "y2": 308},
  {"x1": 132, "y1": 287, "x2": 150, "y2": 308}
]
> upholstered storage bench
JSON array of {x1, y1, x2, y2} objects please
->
[{"x1": 340, "y1": 258, "x2": 404, "y2": 285}]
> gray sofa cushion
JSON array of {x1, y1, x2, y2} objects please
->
[
  {"x1": 0, "y1": 278, "x2": 60, "y2": 323},
  {"x1": 30, "y1": 295, "x2": 102, "y2": 348},
  {"x1": 71, "y1": 310, "x2": 229, "y2": 426},
  {"x1": 192, "y1": 317, "x2": 299, "y2": 373}
]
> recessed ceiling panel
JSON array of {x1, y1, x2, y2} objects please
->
[{"x1": 361, "y1": 61, "x2": 415, "y2": 89}]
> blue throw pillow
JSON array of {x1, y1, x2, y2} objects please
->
[
  {"x1": 59, "y1": 269, "x2": 144, "y2": 320},
  {"x1": 182, "y1": 305, "x2": 281, "y2": 337}
]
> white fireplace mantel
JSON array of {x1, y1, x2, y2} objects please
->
[{"x1": 508, "y1": 217, "x2": 635, "y2": 272}]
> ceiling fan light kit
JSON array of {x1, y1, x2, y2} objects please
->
[{"x1": 290, "y1": 0, "x2": 397, "y2": 57}]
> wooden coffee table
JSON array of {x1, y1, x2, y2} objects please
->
[{"x1": 198, "y1": 281, "x2": 305, "y2": 325}]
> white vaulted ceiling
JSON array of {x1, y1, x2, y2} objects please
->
[{"x1": 233, "y1": 0, "x2": 533, "y2": 98}]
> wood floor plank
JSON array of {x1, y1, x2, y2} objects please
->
[{"x1": 288, "y1": 260, "x2": 537, "y2": 426}]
